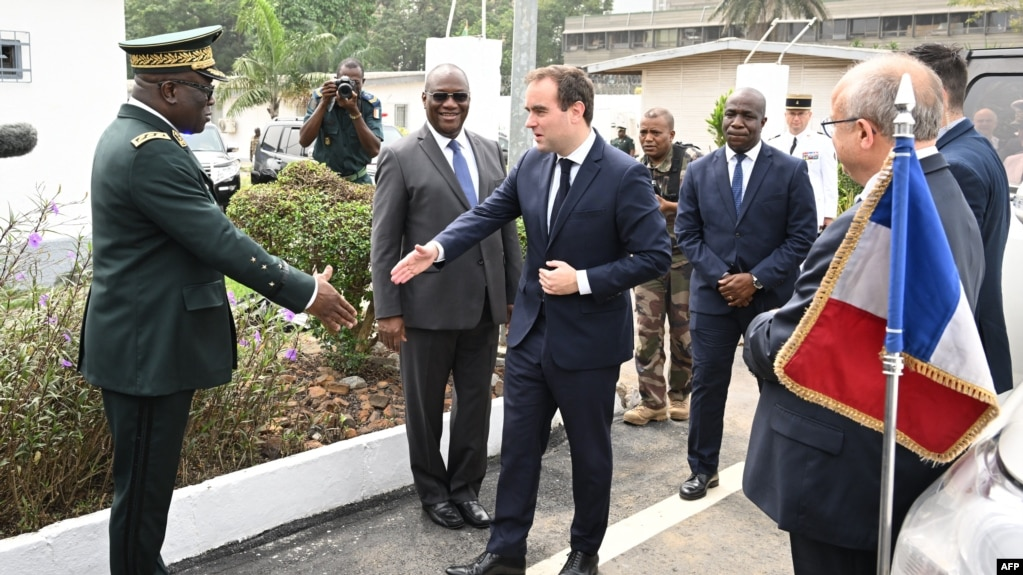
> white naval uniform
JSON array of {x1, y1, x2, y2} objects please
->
[{"x1": 768, "y1": 129, "x2": 838, "y2": 228}]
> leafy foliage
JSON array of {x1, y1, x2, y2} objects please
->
[
  {"x1": 227, "y1": 161, "x2": 376, "y2": 373},
  {"x1": 712, "y1": 0, "x2": 830, "y2": 39},
  {"x1": 705, "y1": 90, "x2": 732, "y2": 149},
  {"x1": 837, "y1": 164, "x2": 864, "y2": 214}
]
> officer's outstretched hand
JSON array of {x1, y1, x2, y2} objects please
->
[
  {"x1": 391, "y1": 244, "x2": 439, "y2": 284},
  {"x1": 307, "y1": 265, "x2": 357, "y2": 333}
]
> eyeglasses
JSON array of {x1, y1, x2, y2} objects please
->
[
  {"x1": 425, "y1": 91, "x2": 470, "y2": 103},
  {"x1": 160, "y1": 79, "x2": 216, "y2": 101},
  {"x1": 820, "y1": 117, "x2": 860, "y2": 138}
]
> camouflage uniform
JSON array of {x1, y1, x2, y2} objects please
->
[{"x1": 634, "y1": 143, "x2": 702, "y2": 409}]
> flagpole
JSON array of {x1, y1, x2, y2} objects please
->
[{"x1": 878, "y1": 72, "x2": 915, "y2": 575}]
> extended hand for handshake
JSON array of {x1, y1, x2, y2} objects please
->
[{"x1": 305, "y1": 265, "x2": 358, "y2": 333}]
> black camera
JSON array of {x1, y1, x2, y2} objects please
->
[{"x1": 334, "y1": 75, "x2": 355, "y2": 99}]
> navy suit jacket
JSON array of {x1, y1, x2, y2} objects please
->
[
  {"x1": 675, "y1": 144, "x2": 817, "y2": 315},
  {"x1": 742, "y1": 154, "x2": 985, "y2": 551},
  {"x1": 434, "y1": 132, "x2": 671, "y2": 371},
  {"x1": 938, "y1": 118, "x2": 1013, "y2": 392}
]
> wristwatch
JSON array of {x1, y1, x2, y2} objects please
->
[{"x1": 752, "y1": 274, "x2": 764, "y2": 290}]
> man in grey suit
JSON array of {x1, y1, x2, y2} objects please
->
[{"x1": 371, "y1": 64, "x2": 522, "y2": 531}]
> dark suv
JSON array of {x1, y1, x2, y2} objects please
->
[
  {"x1": 182, "y1": 123, "x2": 241, "y2": 208},
  {"x1": 251, "y1": 118, "x2": 403, "y2": 183}
]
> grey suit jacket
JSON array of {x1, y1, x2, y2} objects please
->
[{"x1": 371, "y1": 125, "x2": 522, "y2": 330}]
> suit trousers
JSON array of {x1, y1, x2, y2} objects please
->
[
  {"x1": 789, "y1": 532, "x2": 876, "y2": 575},
  {"x1": 102, "y1": 388, "x2": 195, "y2": 575},
  {"x1": 401, "y1": 308, "x2": 497, "y2": 505},
  {"x1": 687, "y1": 309, "x2": 759, "y2": 475},
  {"x1": 486, "y1": 313, "x2": 619, "y2": 557}
]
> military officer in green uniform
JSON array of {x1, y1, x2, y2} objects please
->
[
  {"x1": 80, "y1": 26, "x2": 357, "y2": 574},
  {"x1": 299, "y1": 58, "x2": 383, "y2": 183}
]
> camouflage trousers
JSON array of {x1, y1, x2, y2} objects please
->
[{"x1": 633, "y1": 251, "x2": 693, "y2": 409}]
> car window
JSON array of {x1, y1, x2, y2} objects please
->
[
  {"x1": 261, "y1": 125, "x2": 284, "y2": 154},
  {"x1": 182, "y1": 125, "x2": 226, "y2": 153},
  {"x1": 964, "y1": 74, "x2": 1023, "y2": 166},
  {"x1": 283, "y1": 126, "x2": 305, "y2": 157}
]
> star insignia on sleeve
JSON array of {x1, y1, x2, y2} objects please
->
[
  {"x1": 269, "y1": 282, "x2": 275, "y2": 287},
  {"x1": 262, "y1": 264, "x2": 267, "y2": 269},
  {"x1": 251, "y1": 257, "x2": 257, "y2": 263}
]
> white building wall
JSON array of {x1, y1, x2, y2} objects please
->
[{"x1": 2, "y1": 2, "x2": 126, "y2": 232}]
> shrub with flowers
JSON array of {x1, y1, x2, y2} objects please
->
[{"x1": 0, "y1": 189, "x2": 318, "y2": 538}]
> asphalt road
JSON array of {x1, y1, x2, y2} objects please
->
[{"x1": 173, "y1": 347, "x2": 792, "y2": 575}]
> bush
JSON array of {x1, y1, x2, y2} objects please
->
[
  {"x1": 1, "y1": 189, "x2": 318, "y2": 538},
  {"x1": 227, "y1": 160, "x2": 376, "y2": 374}
]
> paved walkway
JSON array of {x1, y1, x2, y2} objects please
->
[{"x1": 173, "y1": 348, "x2": 792, "y2": 575}]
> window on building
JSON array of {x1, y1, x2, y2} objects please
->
[
  {"x1": 915, "y1": 13, "x2": 948, "y2": 36},
  {"x1": 822, "y1": 19, "x2": 848, "y2": 40},
  {"x1": 882, "y1": 15, "x2": 912, "y2": 37},
  {"x1": 985, "y1": 11, "x2": 1019, "y2": 33},
  {"x1": 0, "y1": 31, "x2": 31, "y2": 82},
  {"x1": 610, "y1": 31, "x2": 630, "y2": 49},
  {"x1": 585, "y1": 32, "x2": 606, "y2": 50},
  {"x1": 631, "y1": 30, "x2": 650, "y2": 48},
  {"x1": 565, "y1": 34, "x2": 584, "y2": 51},
  {"x1": 704, "y1": 26, "x2": 722, "y2": 41},
  {"x1": 393, "y1": 104, "x2": 407, "y2": 129},
  {"x1": 850, "y1": 17, "x2": 879, "y2": 38},
  {"x1": 654, "y1": 28, "x2": 677, "y2": 48},
  {"x1": 682, "y1": 27, "x2": 701, "y2": 45}
]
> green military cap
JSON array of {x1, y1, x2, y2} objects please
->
[
  {"x1": 784, "y1": 94, "x2": 812, "y2": 109},
  {"x1": 119, "y1": 25, "x2": 229, "y2": 81}
]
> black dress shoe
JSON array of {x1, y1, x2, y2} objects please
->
[
  {"x1": 558, "y1": 550, "x2": 599, "y2": 574},
  {"x1": 455, "y1": 499, "x2": 492, "y2": 528},
  {"x1": 423, "y1": 501, "x2": 465, "y2": 529},
  {"x1": 678, "y1": 472, "x2": 719, "y2": 501},
  {"x1": 446, "y1": 551, "x2": 526, "y2": 575}
]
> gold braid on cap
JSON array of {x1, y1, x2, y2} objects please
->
[{"x1": 129, "y1": 46, "x2": 215, "y2": 71}]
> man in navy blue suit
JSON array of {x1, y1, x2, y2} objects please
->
[
  {"x1": 907, "y1": 43, "x2": 1013, "y2": 394},
  {"x1": 674, "y1": 87, "x2": 817, "y2": 501},
  {"x1": 392, "y1": 65, "x2": 670, "y2": 575}
]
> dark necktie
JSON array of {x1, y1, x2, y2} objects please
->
[
  {"x1": 448, "y1": 140, "x2": 477, "y2": 207},
  {"x1": 550, "y1": 158, "x2": 574, "y2": 229},
  {"x1": 789, "y1": 136, "x2": 798, "y2": 155},
  {"x1": 731, "y1": 153, "x2": 746, "y2": 215}
]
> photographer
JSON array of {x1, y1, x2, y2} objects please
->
[
  {"x1": 623, "y1": 107, "x2": 703, "y2": 427},
  {"x1": 299, "y1": 58, "x2": 383, "y2": 183}
]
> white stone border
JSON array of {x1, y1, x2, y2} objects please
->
[{"x1": 0, "y1": 398, "x2": 508, "y2": 574}]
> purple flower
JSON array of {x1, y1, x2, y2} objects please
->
[
  {"x1": 279, "y1": 309, "x2": 296, "y2": 322},
  {"x1": 27, "y1": 233, "x2": 42, "y2": 249},
  {"x1": 238, "y1": 338, "x2": 249, "y2": 347},
  {"x1": 63, "y1": 332, "x2": 72, "y2": 342},
  {"x1": 15, "y1": 272, "x2": 25, "y2": 281},
  {"x1": 50, "y1": 202, "x2": 59, "y2": 215},
  {"x1": 38, "y1": 293, "x2": 49, "y2": 307},
  {"x1": 284, "y1": 348, "x2": 298, "y2": 361},
  {"x1": 47, "y1": 316, "x2": 57, "y2": 325},
  {"x1": 227, "y1": 290, "x2": 237, "y2": 306},
  {"x1": 67, "y1": 250, "x2": 75, "y2": 259},
  {"x1": 253, "y1": 330, "x2": 262, "y2": 344},
  {"x1": 60, "y1": 359, "x2": 73, "y2": 368}
]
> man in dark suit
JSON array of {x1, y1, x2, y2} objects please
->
[
  {"x1": 907, "y1": 43, "x2": 1013, "y2": 394},
  {"x1": 674, "y1": 87, "x2": 817, "y2": 501},
  {"x1": 742, "y1": 54, "x2": 985, "y2": 575},
  {"x1": 392, "y1": 65, "x2": 670, "y2": 575},
  {"x1": 80, "y1": 27, "x2": 357, "y2": 575},
  {"x1": 371, "y1": 63, "x2": 522, "y2": 531}
]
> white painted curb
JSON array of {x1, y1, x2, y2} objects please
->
[{"x1": 0, "y1": 398, "x2": 508, "y2": 574}]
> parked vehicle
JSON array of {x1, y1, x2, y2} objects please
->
[
  {"x1": 892, "y1": 46, "x2": 1023, "y2": 574},
  {"x1": 182, "y1": 123, "x2": 241, "y2": 208},
  {"x1": 252, "y1": 118, "x2": 403, "y2": 183}
]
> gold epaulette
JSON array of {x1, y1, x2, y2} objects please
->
[{"x1": 131, "y1": 132, "x2": 172, "y2": 148}]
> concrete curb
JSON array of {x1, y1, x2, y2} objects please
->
[{"x1": 0, "y1": 398, "x2": 509, "y2": 574}]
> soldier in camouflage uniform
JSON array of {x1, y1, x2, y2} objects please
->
[{"x1": 625, "y1": 108, "x2": 703, "y2": 425}]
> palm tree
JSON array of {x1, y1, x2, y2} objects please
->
[
  {"x1": 713, "y1": 0, "x2": 829, "y2": 40},
  {"x1": 217, "y1": 0, "x2": 337, "y2": 119}
]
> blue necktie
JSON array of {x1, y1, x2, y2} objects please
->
[
  {"x1": 550, "y1": 158, "x2": 574, "y2": 229},
  {"x1": 731, "y1": 153, "x2": 746, "y2": 215},
  {"x1": 448, "y1": 140, "x2": 477, "y2": 207}
]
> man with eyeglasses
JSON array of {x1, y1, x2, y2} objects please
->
[
  {"x1": 299, "y1": 58, "x2": 383, "y2": 183},
  {"x1": 768, "y1": 94, "x2": 838, "y2": 233},
  {"x1": 84, "y1": 26, "x2": 358, "y2": 574},
  {"x1": 371, "y1": 63, "x2": 522, "y2": 532}
]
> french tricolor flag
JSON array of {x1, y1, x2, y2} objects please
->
[{"x1": 774, "y1": 147, "x2": 999, "y2": 463}]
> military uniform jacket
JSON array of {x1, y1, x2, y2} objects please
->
[
  {"x1": 80, "y1": 103, "x2": 315, "y2": 396},
  {"x1": 769, "y1": 130, "x2": 838, "y2": 227},
  {"x1": 305, "y1": 89, "x2": 384, "y2": 176}
]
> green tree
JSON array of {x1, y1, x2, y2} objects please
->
[
  {"x1": 950, "y1": 0, "x2": 1023, "y2": 33},
  {"x1": 218, "y1": 0, "x2": 338, "y2": 119},
  {"x1": 712, "y1": 0, "x2": 829, "y2": 40}
]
